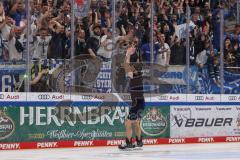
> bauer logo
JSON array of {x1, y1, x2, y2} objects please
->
[
  {"x1": 0, "y1": 109, "x2": 15, "y2": 140},
  {"x1": 140, "y1": 107, "x2": 167, "y2": 136}
]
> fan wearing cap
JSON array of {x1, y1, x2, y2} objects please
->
[{"x1": 86, "y1": 24, "x2": 101, "y2": 58}]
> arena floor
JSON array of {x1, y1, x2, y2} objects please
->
[{"x1": 0, "y1": 143, "x2": 240, "y2": 160}]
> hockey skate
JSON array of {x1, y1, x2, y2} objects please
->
[
  {"x1": 134, "y1": 136, "x2": 143, "y2": 148},
  {"x1": 118, "y1": 138, "x2": 135, "y2": 150}
]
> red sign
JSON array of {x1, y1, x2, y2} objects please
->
[
  {"x1": 75, "y1": 0, "x2": 84, "y2": 6},
  {"x1": 1, "y1": 136, "x2": 240, "y2": 150}
]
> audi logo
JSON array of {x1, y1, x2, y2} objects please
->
[
  {"x1": 38, "y1": 94, "x2": 50, "y2": 100},
  {"x1": 195, "y1": 96, "x2": 204, "y2": 100},
  {"x1": 82, "y1": 95, "x2": 93, "y2": 100},
  {"x1": 0, "y1": 94, "x2": 4, "y2": 99},
  {"x1": 158, "y1": 96, "x2": 168, "y2": 100},
  {"x1": 228, "y1": 96, "x2": 237, "y2": 101},
  {"x1": 122, "y1": 95, "x2": 131, "y2": 100}
]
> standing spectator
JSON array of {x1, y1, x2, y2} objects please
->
[
  {"x1": 170, "y1": 37, "x2": 186, "y2": 65},
  {"x1": 208, "y1": 52, "x2": 220, "y2": 85},
  {"x1": 48, "y1": 20, "x2": 67, "y2": 59},
  {"x1": 75, "y1": 29, "x2": 87, "y2": 57},
  {"x1": 86, "y1": 24, "x2": 101, "y2": 58},
  {"x1": 196, "y1": 41, "x2": 211, "y2": 69},
  {"x1": 156, "y1": 33, "x2": 171, "y2": 67},
  {"x1": 32, "y1": 28, "x2": 52, "y2": 60},
  {"x1": 141, "y1": 33, "x2": 159, "y2": 63},
  {"x1": 224, "y1": 37, "x2": 236, "y2": 67},
  {"x1": 97, "y1": 28, "x2": 114, "y2": 61},
  {"x1": 9, "y1": 0, "x2": 26, "y2": 27},
  {"x1": 8, "y1": 27, "x2": 24, "y2": 61}
]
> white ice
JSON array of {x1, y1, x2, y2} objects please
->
[{"x1": 0, "y1": 143, "x2": 240, "y2": 160}]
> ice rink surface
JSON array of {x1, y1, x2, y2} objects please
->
[{"x1": 0, "y1": 143, "x2": 240, "y2": 160}]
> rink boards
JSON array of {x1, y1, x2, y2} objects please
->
[{"x1": 0, "y1": 93, "x2": 240, "y2": 150}]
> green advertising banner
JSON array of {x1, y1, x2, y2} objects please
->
[{"x1": 0, "y1": 104, "x2": 170, "y2": 143}]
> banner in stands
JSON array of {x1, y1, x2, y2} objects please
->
[
  {"x1": 170, "y1": 105, "x2": 240, "y2": 138},
  {"x1": 1, "y1": 60, "x2": 240, "y2": 94},
  {"x1": 94, "y1": 61, "x2": 112, "y2": 93},
  {"x1": 0, "y1": 64, "x2": 26, "y2": 92}
]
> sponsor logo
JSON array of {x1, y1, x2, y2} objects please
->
[
  {"x1": 174, "y1": 116, "x2": 233, "y2": 127},
  {"x1": 169, "y1": 96, "x2": 180, "y2": 101},
  {"x1": 205, "y1": 96, "x2": 214, "y2": 101},
  {"x1": 158, "y1": 95, "x2": 168, "y2": 100},
  {"x1": 20, "y1": 106, "x2": 127, "y2": 126},
  {"x1": 107, "y1": 140, "x2": 125, "y2": 146},
  {"x1": 51, "y1": 95, "x2": 64, "y2": 100},
  {"x1": 195, "y1": 96, "x2": 204, "y2": 101},
  {"x1": 0, "y1": 143, "x2": 20, "y2": 150},
  {"x1": 143, "y1": 139, "x2": 158, "y2": 145},
  {"x1": 0, "y1": 109, "x2": 15, "y2": 140},
  {"x1": 0, "y1": 94, "x2": 4, "y2": 99},
  {"x1": 216, "y1": 107, "x2": 231, "y2": 111},
  {"x1": 169, "y1": 138, "x2": 185, "y2": 144},
  {"x1": 37, "y1": 142, "x2": 58, "y2": 148},
  {"x1": 228, "y1": 96, "x2": 238, "y2": 101},
  {"x1": 226, "y1": 137, "x2": 240, "y2": 142},
  {"x1": 94, "y1": 94, "x2": 105, "y2": 100},
  {"x1": 174, "y1": 107, "x2": 190, "y2": 111},
  {"x1": 198, "y1": 137, "x2": 214, "y2": 143},
  {"x1": 122, "y1": 94, "x2": 131, "y2": 101},
  {"x1": 6, "y1": 94, "x2": 19, "y2": 100},
  {"x1": 38, "y1": 94, "x2": 50, "y2": 100},
  {"x1": 74, "y1": 141, "x2": 93, "y2": 147},
  {"x1": 114, "y1": 132, "x2": 125, "y2": 137},
  {"x1": 141, "y1": 107, "x2": 168, "y2": 136},
  {"x1": 28, "y1": 133, "x2": 45, "y2": 139},
  {"x1": 82, "y1": 95, "x2": 93, "y2": 100}
]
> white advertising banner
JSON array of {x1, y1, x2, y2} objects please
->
[{"x1": 170, "y1": 105, "x2": 240, "y2": 138}]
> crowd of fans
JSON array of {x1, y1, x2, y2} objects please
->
[{"x1": 0, "y1": 0, "x2": 239, "y2": 91}]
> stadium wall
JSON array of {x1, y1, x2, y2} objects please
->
[{"x1": 0, "y1": 93, "x2": 240, "y2": 150}]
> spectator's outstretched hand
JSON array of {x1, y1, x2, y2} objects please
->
[{"x1": 126, "y1": 46, "x2": 136, "y2": 57}]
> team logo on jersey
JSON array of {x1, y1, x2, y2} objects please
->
[
  {"x1": 140, "y1": 107, "x2": 167, "y2": 136},
  {"x1": 0, "y1": 109, "x2": 15, "y2": 140}
]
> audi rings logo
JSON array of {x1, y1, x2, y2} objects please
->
[
  {"x1": 122, "y1": 95, "x2": 131, "y2": 101},
  {"x1": 82, "y1": 95, "x2": 93, "y2": 100},
  {"x1": 38, "y1": 94, "x2": 50, "y2": 100},
  {"x1": 228, "y1": 96, "x2": 237, "y2": 101},
  {"x1": 195, "y1": 96, "x2": 204, "y2": 101},
  {"x1": 158, "y1": 95, "x2": 168, "y2": 100}
]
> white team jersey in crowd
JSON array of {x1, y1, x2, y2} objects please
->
[
  {"x1": 32, "y1": 36, "x2": 52, "y2": 59},
  {"x1": 1, "y1": 24, "x2": 11, "y2": 41},
  {"x1": 156, "y1": 43, "x2": 170, "y2": 66},
  {"x1": 8, "y1": 37, "x2": 22, "y2": 61},
  {"x1": 97, "y1": 35, "x2": 122, "y2": 59},
  {"x1": 196, "y1": 49, "x2": 209, "y2": 66}
]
